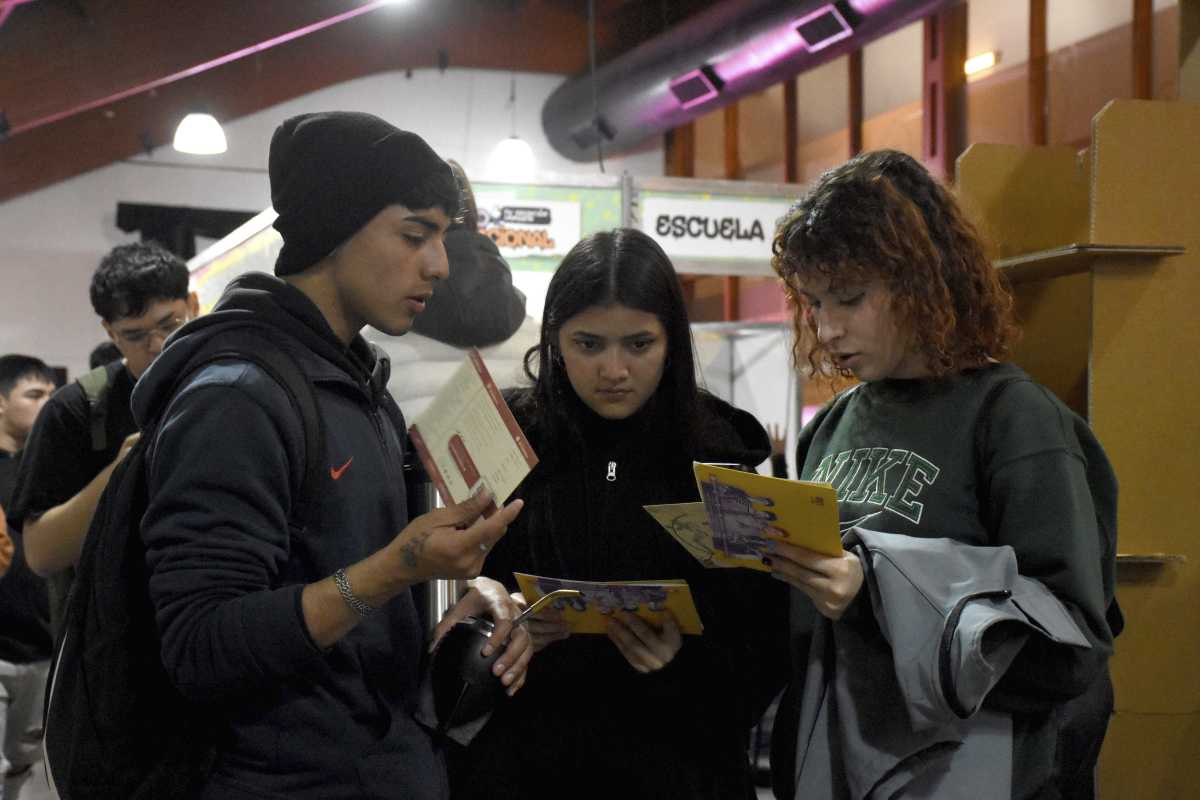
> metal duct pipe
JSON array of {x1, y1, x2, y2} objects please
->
[{"x1": 542, "y1": 0, "x2": 956, "y2": 162}]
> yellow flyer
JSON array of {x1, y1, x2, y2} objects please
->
[
  {"x1": 513, "y1": 573, "x2": 704, "y2": 635},
  {"x1": 643, "y1": 502, "x2": 742, "y2": 569},
  {"x1": 650, "y1": 463, "x2": 842, "y2": 571}
]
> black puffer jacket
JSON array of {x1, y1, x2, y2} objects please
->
[
  {"x1": 134, "y1": 272, "x2": 444, "y2": 800},
  {"x1": 451, "y1": 388, "x2": 789, "y2": 799}
]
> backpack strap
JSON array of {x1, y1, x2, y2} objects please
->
[
  {"x1": 171, "y1": 326, "x2": 325, "y2": 531},
  {"x1": 76, "y1": 361, "x2": 124, "y2": 452}
]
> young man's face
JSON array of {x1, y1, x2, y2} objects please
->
[
  {"x1": 0, "y1": 375, "x2": 56, "y2": 448},
  {"x1": 326, "y1": 205, "x2": 451, "y2": 340},
  {"x1": 103, "y1": 293, "x2": 200, "y2": 378}
]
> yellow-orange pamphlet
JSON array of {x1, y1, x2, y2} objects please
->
[
  {"x1": 645, "y1": 463, "x2": 841, "y2": 571},
  {"x1": 513, "y1": 573, "x2": 704, "y2": 635}
]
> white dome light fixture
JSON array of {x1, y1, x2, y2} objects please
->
[
  {"x1": 173, "y1": 112, "x2": 228, "y2": 155},
  {"x1": 487, "y1": 70, "x2": 537, "y2": 182},
  {"x1": 487, "y1": 135, "x2": 537, "y2": 182}
]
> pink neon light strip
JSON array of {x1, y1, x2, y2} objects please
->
[
  {"x1": 10, "y1": 0, "x2": 392, "y2": 137},
  {"x1": 0, "y1": 0, "x2": 39, "y2": 30}
]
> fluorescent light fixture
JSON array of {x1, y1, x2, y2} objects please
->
[
  {"x1": 794, "y1": 4, "x2": 854, "y2": 53},
  {"x1": 486, "y1": 136, "x2": 536, "y2": 182},
  {"x1": 172, "y1": 112, "x2": 227, "y2": 155},
  {"x1": 668, "y1": 65, "x2": 724, "y2": 109},
  {"x1": 964, "y1": 51, "x2": 998, "y2": 76}
]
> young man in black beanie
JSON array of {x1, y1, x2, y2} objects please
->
[{"x1": 131, "y1": 111, "x2": 531, "y2": 800}]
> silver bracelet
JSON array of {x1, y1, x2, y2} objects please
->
[{"x1": 333, "y1": 568, "x2": 375, "y2": 619}]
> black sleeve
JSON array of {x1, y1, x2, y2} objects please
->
[
  {"x1": 701, "y1": 567, "x2": 791, "y2": 725},
  {"x1": 479, "y1": 392, "x2": 536, "y2": 592},
  {"x1": 980, "y1": 382, "x2": 1115, "y2": 711},
  {"x1": 479, "y1": 511, "x2": 522, "y2": 593},
  {"x1": 5, "y1": 387, "x2": 96, "y2": 530},
  {"x1": 142, "y1": 367, "x2": 323, "y2": 703},
  {"x1": 410, "y1": 229, "x2": 527, "y2": 348}
]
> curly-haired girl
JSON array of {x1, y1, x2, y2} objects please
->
[{"x1": 767, "y1": 150, "x2": 1121, "y2": 800}]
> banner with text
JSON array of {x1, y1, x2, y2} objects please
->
[
  {"x1": 475, "y1": 194, "x2": 581, "y2": 260},
  {"x1": 641, "y1": 196, "x2": 791, "y2": 262}
]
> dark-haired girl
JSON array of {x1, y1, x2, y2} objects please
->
[
  {"x1": 450, "y1": 228, "x2": 788, "y2": 798},
  {"x1": 767, "y1": 150, "x2": 1121, "y2": 800}
]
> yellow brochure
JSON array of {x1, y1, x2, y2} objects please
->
[
  {"x1": 643, "y1": 502, "x2": 742, "y2": 569},
  {"x1": 646, "y1": 463, "x2": 841, "y2": 571},
  {"x1": 513, "y1": 573, "x2": 704, "y2": 635},
  {"x1": 694, "y1": 462, "x2": 842, "y2": 563}
]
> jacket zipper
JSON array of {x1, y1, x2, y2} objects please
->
[
  {"x1": 369, "y1": 405, "x2": 399, "y2": 486},
  {"x1": 606, "y1": 460, "x2": 617, "y2": 482}
]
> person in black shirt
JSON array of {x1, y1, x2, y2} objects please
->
[
  {"x1": 0, "y1": 354, "x2": 57, "y2": 785},
  {"x1": 452, "y1": 229, "x2": 788, "y2": 799},
  {"x1": 135, "y1": 111, "x2": 529, "y2": 799},
  {"x1": 7, "y1": 243, "x2": 196, "y2": 589},
  {"x1": 766, "y1": 150, "x2": 1119, "y2": 799}
]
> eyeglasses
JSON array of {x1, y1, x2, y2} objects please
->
[{"x1": 113, "y1": 316, "x2": 187, "y2": 350}]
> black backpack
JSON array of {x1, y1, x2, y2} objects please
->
[
  {"x1": 40, "y1": 360, "x2": 128, "y2": 646},
  {"x1": 42, "y1": 325, "x2": 326, "y2": 800}
]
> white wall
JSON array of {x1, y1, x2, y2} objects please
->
[
  {"x1": 694, "y1": 326, "x2": 798, "y2": 476},
  {"x1": 0, "y1": 67, "x2": 663, "y2": 376}
]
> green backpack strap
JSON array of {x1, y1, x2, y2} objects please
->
[{"x1": 76, "y1": 361, "x2": 122, "y2": 452}]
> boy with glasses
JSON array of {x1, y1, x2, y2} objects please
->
[{"x1": 7, "y1": 242, "x2": 196, "y2": 586}]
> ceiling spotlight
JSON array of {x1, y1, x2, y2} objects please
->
[{"x1": 173, "y1": 111, "x2": 227, "y2": 155}]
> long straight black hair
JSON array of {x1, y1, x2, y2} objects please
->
[{"x1": 521, "y1": 227, "x2": 702, "y2": 457}]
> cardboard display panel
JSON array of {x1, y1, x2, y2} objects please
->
[{"x1": 956, "y1": 99, "x2": 1200, "y2": 799}]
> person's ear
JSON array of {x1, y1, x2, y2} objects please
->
[
  {"x1": 186, "y1": 290, "x2": 200, "y2": 319},
  {"x1": 101, "y1": 320, "x2": 131, "y2": 362}
]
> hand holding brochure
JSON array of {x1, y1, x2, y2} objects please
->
[
  {"x1": 645, "y1": 463, "x2": 842, "y2": 571},
  {"x1": 513, "y1": 573, "x2": 704, "y2": 635},
  {"x1": 408, "y1": 350, "x2": 537, "y2": 513}
]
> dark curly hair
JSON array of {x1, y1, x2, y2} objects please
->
[
  {"x1": 772, "y1": 149, "x2": 1018, "y2": 379},
  {"x1": 90, "y1": 242, "x2": 190, "y2": 322}
]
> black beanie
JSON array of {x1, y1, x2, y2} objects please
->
[{"x1": 268, "y1": 111, "x2": 453, "y2": 276}]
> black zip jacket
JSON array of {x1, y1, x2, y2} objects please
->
[
  {"x1": 134, "y1": 272, "x2": 445, "y2": 800},
  {"x1": 451, "y1": 388, "x2": 789, "y2": 799}
]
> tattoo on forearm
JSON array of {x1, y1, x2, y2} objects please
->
[{"x1": 401, "y1": 531, "x2": 431, "y2": 569}]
